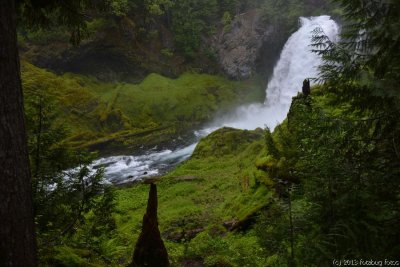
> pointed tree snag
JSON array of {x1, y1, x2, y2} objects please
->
[
  {"x1": 130, "y1": 183, "x2": 170, "y2": 267},
  {"x1": 302, "y1": 79, "x2": 310, "y2": 97}
]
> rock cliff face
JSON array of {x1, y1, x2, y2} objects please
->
[
  {"x1": 213, "y1": 9, "x2": 274, "y2": 80},
  {"x1": 21, "y1": 9, "x2": 280, "y2": 82},
  {"x1": 211, "y1": 0, "x2": 332, "y2": 80},
  {"x1": 21, "y1": 1, "x2": 330, "y2": 82},
  {"x1": 21, "y1": 9, "x2": 296, "y2": 83}
]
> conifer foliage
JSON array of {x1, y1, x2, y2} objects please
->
[
  {"x1": 1, "y1": 1, "x2": 112, "y2": 265},
  {"x1": 312, "y1": 0, "x2": 400, "y2": 93},
  {"x1": 255, "y1": 1, "x2": 400, "y2": 265}
]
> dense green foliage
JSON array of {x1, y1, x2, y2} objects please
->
[
  {"x1": 171, "y1": 0, "x2": 218, "y2": 58},
  {"x1": 105, "y1": 0, "x2": 252, "y2": 58},
  {"x1": 22, "y1": 61, "x2": 263, "y2": 265},
  {"x1": 19, "y1": 0, "x2": 109, "y2": 45},
  {"x1": 313, "y1": 0, "x2": 400, "y2": 92},
  {"x1": 254, "y1": 1, "x2": 400, "y2": 265},
  {"x1": 22, "y1": 62, "x2": 262, "y2": 154},
  {"x1": 27, "y1": 127, "x2": 275, "y2": 265},
  {"x1": 22, "y1": 0, "x2": 317, "y2": 65},
  {"x1": 108, "y1": 128, "x2": 273, "y2": 266},
  {"x1": 261, "y1": 0, "x2": 331, "y2": 38},
  {"x1": 20, "y1": 0, "x2": 400, "y2": 266},
  {"x1": 20, "y1": 0, "x2": 251, "y2": 60},
  {"x1": 24, "y1": 66, "x2": 117, "y2": 264},
  {"x1": 257, "y1": 90, "x2": 400, "y2": 265}
]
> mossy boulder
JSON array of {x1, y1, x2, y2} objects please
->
[{"x1": 192, "y1": 127, "x2": 264, "y2": 158}]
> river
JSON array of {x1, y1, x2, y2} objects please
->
[{"x1": 89, "y1": 15, "x2": 339, "y2": 184}]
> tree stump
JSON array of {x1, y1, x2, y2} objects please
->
[
  {"x1": 129, "y1": 183, "x2": 170, "y2": 267},
  {"x1": 302, "y1": 79, "x2": 310, "y2": 97}
]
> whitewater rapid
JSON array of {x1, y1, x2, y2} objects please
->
[{"x1": 90, "y1": 15, "x2": 339, "y2": 184}]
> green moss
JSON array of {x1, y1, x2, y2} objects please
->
[
  {"x1": 22, "y1": 62, "x2": 263, "y2": 155},
  {"x1": 107, "y1": 127, "x2": 274, "y2": 265},
  {"x1": 187, "y1": 231, "x2": 266, "y2": 267},
  {"x1": 23, "y1": 62, "x2": 271, "y2": 265},
  {"x1": 53, "y1": 246, "x2": 90, "y2": 267},
  {"x1": 192, "y1": 127, "x2": 265, "y2": 158}
]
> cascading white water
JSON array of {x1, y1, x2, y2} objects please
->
[
  {"x1": 89, "y1": 15, "x2": 339, "y2": 184},
  {"x1": 218, "y1": 15, "x2": 339, "y2": 129}
]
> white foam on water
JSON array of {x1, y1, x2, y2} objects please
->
[
  {"x1": 216, "y1": 15, "x2": 339, "y2": 130},
  {"x1": 89, "y1": 16, "x2": 340, "y2": 184}
]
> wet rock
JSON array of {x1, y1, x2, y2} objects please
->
[
  {"x1": 223, "y1": 219, "x2": 239, "y2": 230},
  {"x1": 213, "y1": 9, "x2": 273, "y2": 80}
]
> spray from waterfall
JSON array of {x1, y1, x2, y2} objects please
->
[
  {"x1": 214, "y1": 15, "x2": 339, "y2": 130},
  {"x1": 90, "y1": 16, "x2": 340, "y2": 184}
]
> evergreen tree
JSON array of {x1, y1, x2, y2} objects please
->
[
  {"x1": 0, "y1": 1, "x2": 37, "y2": 265},
  {"x1": 0, "y1": 1, "x2": 107, "y2": 265},
  {"x1": 256, "y1": 2, "x2": 400, "y2": 262},
  {"x1": 171, "y1": 0, "x2": 218, "y2": 59},
  {"x1": 313, "y1": 0, "x2": 400, "y2": 93}
]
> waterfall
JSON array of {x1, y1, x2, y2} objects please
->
[
  {"x1": 219, "y1": 15, "x2": 339, "y2": 129},
  {"x1": 89, "y1": 15, "x2": 340, "y2": 184}
]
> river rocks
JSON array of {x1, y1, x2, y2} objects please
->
[{"x1": 213, "y1": 9, "x2": 273, "y2": 80}]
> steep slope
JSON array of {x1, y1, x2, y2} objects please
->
[
  {"x1": 19, "y1": 0, "x2": 332, "y2": 82},
  {"x1": 110, "y1": 127, "x2": 273, "y2": 266},
  {"x1": 22, "y1": 62, "x2": 263, "y2": 155}
]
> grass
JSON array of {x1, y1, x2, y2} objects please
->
[
  {"x1": 23, "y1": 62, "x2": 272, "y2": 266},
  {"x1": 109, "y1": 127, "x2": 274, "y2": 266},
  {"x1": 22, "y1": 62, "x2": 264, "y2": 155}
]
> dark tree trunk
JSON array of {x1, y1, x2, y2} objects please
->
[
  {"x1": 0, "y1": 1, "x2": 37, "y2": 266},
  {"x1": 130, "y1": 183, "x2": 170, "y2": 267},
  {"x1": 302, "y1": 79, "x2": 310, "y2": 97}
]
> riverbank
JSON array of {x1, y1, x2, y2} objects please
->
[
  {"x1": 22, "y1": 61, "x2": 265, "y2": 158},
  {"x1": 101, "y1": 127, "x2": 273, "y2": 265}
]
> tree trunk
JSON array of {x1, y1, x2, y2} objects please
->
[
  {"x1": 0, "y1": 1, "x2": 37, "y2": 266},
  {"x1": 130, "y1": 183, "x2": 170, "y2": 267}
]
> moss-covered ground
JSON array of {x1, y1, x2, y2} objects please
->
[
  {"x1": 28, "y1": 71, "x2": 364, "y2": 266},
  {"x1": 22, "y1": 62, "x2": 265, "y2": 155},
  {"x1": 23, "y1": 62, "x2": 274, "y2": 266},
  {"x1": 95, "y1": 128, "x2": 274, "y2": 266}
]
